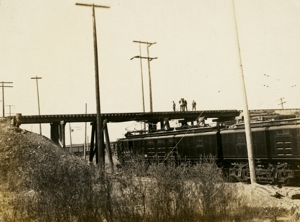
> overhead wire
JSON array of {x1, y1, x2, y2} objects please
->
[{"x1": 163, "y1": 110, "x2": 205, "y2": 162}]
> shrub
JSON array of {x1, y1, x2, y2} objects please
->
[{"x1": 5, "y1": 152, "x2": 298, "y2": 222}]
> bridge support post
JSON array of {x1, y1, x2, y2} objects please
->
[
  {"x1": 50, "y1": 121, "x2": 66, "y2": 148},
  {"x1": 89, "y1": 122, "x2": 105, "y2": 164},
  {"x1": 50, "y1": 122, "x2": 60, "y2": 145},
  {"x1": 148, "y1": 122, "x2": 157, "y2": 133},
  {"x1": 89, "y1": 122, "x2": 98, "y2": 162},
  {"x1": 59, "y1": 121, "x2": 66, "y2": 148},
  {"x1": 89, "y1": 120, "x2": 114, "y2": 170},
  {"x1": 103, "y1": 119, "x2": 114, "y2": 173}
]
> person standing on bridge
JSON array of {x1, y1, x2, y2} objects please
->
[
  {"x1": 179, "y1": 98, "x2": 184, "y2": 111},
  {"x1": 192, "y1": 100, "x2": 196, "y2": 111},
  {"x1": 184, "y1": 99, "x2": 188, "y2": 111},
  {"x1": 173, "y1": 101, "x2": 176, "y2": 111}
]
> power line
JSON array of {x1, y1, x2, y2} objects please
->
[
  {"x1": 263, "y1": 73, "x2": 296, "y2": 91},
  {"x1": 263, "y1": 73, "x2": 280, "y2": 81}
]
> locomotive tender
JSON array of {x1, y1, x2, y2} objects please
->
[{"x1": 117, "y1": 117, "x2": 300, "y2": 184}]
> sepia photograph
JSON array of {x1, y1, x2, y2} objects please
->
[{"x1": 1, "y1": 0, "x2": 300, "y2": 221}]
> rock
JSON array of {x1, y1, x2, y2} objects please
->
[
  {"x1": 292, "y1": 194, "x2": 300, "y2": 200},
  {"x1": 272, "y1": 192, "x2": 284, "y2": 199}
]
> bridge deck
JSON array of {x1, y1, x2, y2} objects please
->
[
  {"x1": 14, "y1": 109, "x2": 300, "y2": 125},
  {"x1": 15, "y1": 110, "x2": 240, "y2": 124}
]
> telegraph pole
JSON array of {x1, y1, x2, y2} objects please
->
[
  {"x1": 84, "y1": 103, "x2": 87, "y2": 160},
  {"x1": 232, "y1": 0, "x2": 256, "y2": 184},
  {"x1": 278, "y1": 97, "x2": 286, "y2": 109},
  {"x1": 5, "y1": 105, "x2": 14, "y2": 117},
  {"x1": 0, "y1": 82, "x2": 13, "y2": 117},
  {"x1": 131, "y1": 41, "x2": 157, "y2": 112},
  {"x1": 31, "y1": 76, "x2": 42, "y2": 135},
  {"x1": 133, "y1": 41, "x2": 146, "y2": 113},
  {"x1": 76, "y1": 3, "x2": 110, "y2": 165}
]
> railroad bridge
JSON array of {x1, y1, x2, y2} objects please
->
[
  {"x1": 13, "y1": 109, "x2": 237, "y2": 148},
  {"x1": 12, "y1": 108, "x2": 300, "y2": 162}
]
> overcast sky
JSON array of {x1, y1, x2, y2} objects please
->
[{"x1": 1, "y1": 0, "x2": 300, "y2": 142}]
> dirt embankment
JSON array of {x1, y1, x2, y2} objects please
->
[
  {"x1": 234, "y1": 183, "x2": 300, "y2": 220},
  {"x1": 0, "y1": 118, "x2": 90, "y2": 186},
  {"x1": 0, "y1": 118, "x2": 92, "y2": 220}
]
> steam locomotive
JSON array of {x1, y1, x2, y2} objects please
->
[{"x1": 117, "y1": 117, "x2": 300, "y2": 185}]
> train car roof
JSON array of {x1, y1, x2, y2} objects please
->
[
  {"x1": 220, "y1": 127, "x2": 269, "y2": 134},
  {"x1": 231, "y1": 117, "x2": 300, "y2": 129},
  {"x1": 268, "y1": 124, "x2": 300, "y2": 130},
  {"x1": 174, "y1": 131, "x2": 218, "y2": 138},
  {"x1": 118, "y1": 130, "x2": 219, "y2": 142},
  {"x1": 123, "y1": 126, "x2": 217, "y2": 139}
]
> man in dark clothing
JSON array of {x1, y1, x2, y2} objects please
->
[
  {"x1": 184, "y1": 100, "x2": 188, "y2": 111},
  {"x1": 192, "y1": 100, "x2": 196, "y2": 111}
]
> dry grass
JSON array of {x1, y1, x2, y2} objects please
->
[{"x1": 0, "y1": 118, "x2": 299, "y2": 222}]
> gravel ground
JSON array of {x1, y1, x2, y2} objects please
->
[{"x1": 216, "y1": 179, "x2": 300, "y2": 221}]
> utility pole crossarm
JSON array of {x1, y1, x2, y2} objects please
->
[
  {"x1": 75, "y1": 3, "x2": 110, "y2": 8},
  {"x1": 0, "y1": 82, "x2": 13, "y2": 89},
  {"x1": 278, "y1": 97, "x2": 286, "y2": 109},
  {"x1": 130, "y1": 56, "x2": 158, "y2": 61},
  {"x1": 131, "y1": 40, "x2": 157, "y2": 112},
  {"x1": 133, "y1": 40, "x2": 156, "y2": 46},
  {"x1": 31, "y1": 77, "x2": 42, "y2": 80}
]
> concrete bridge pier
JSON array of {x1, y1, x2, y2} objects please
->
[{"x1": 50, "y1": 121, "x2": 66, "y2": 148}]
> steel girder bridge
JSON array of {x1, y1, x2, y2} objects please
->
[
  {"x1": 12, "y1": 108, "x2": 300, "y2": 162},
  {"x1": 12, "y1": 110, "x2": 238, "y2": 161}
]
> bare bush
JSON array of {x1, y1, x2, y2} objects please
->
[
  {"x1": 112, "y1": 155, "x2": 149, "y2": 222},
  {"x1": 5, "y1": 153, "x2": 298, "y2": 222}
]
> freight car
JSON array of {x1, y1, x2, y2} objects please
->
[{"x1": 117, "y1": 118, "x2": 300, "y2": 185}]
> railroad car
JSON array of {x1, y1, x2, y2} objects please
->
[
  {"x1": 221, "y1": 122, "x2": 300, "y2": 184},
  {"x1": 117, "y1": 119, "x2": 300, "y2": 184},
  {"x1": 118, "y1": 127, "x2": 220, "y2": 164}
]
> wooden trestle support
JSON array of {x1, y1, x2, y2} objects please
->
[
  {"x1": 89, "y1": 120, "x2": 114, "y2": 172},
  {"x1": 50, "y1": 119, "x2": 114, "y2": 172}
]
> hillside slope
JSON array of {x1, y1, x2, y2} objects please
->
[
  {"x1": 0, "y1": 118, "x2": 90, "y2": 188},
  {"x1": 0, "y1": 118, "x2": 92, "y2": 221}
]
